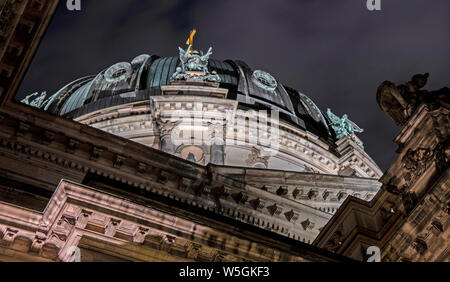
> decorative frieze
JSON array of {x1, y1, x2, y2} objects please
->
[
  {"x1": 76, "y1": 210, "x2": 93, "y2": 229},
  {"x1": 136, "y1": 162, "x2": 147, "y2": 174},
  {"x1": 185, "y1": 242, "x2": 202, "y2": 260},
  {"x1": 402, "y1": 148, "x2": 434, "y2": 188},
  {"x1": 90, "y1": 146, "x2": 103, "y2": 161},
  {"x1": 337, "y1": 191, "x2": 348, "y2": 201},
  {"x1": 133, "y1": 227, "x2": 149, "y2": 244},
  {"x1": 231, "y1": 192, "x2": 248, "y2": 204},
  {"x1": 308, "y1": 190, "x2": 318, "y2": 200},
  {"x1": 276, "y1": 186, "x2": 289, "y2": 196},
  {"x1": 301, "y1": 219, "x2": 315, "y2": 231},
  {"x1": 39, "y1": 130, "x2": 56, "y2": 145},
  {"x1": 285, "y1": 210, "x2": 300, "y2": 222},
  {"x1": 16, "y1": 121, "x2": 30, "y2": 137},
  {"x1": 31, "y1": 232, "x2": 46, "y2": 253},
  {"x1": 105, "y1": 218, "x2": 121, "y2": 237},
  {"x1": 113, "y1": 154, "x2": 126, "y2": 168},
  {"x1": 66, "y1": 138, "x2": 79, "y2": 153},
  {"x1": 249, "y1": 198, "x2": 266, "y2": 211},
  {"x1": 267, "y1": 204, "x2": 283, "y2": 216}
]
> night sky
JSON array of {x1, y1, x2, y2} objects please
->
[{"x1": 16, "y1": 0, "x2": 450, "y2": 171}]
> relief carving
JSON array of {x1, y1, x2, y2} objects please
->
[
  {"x1": 133, "y1": 227, "x2": 149, "y2": 244},
  {"x1": 41, "y1": 130, "x2": 56, "y2": 145},
  {"x1": 434, "y1": 140, "x2": 450, "y2": 172},
  {"x1": 31, "y1": 232, "x2": 47, "y2": 253},
  {"x1": 4, "y1": 228, "x2": 18, "y2": 243},
  {"x1": 66, "y1": 138, "x2": 79, "y2": 153},
  {"x1": 47, "y1": 231, "x2": 67, "y2": 248},
  {"x1": 90, "y1": 146, "x2": 103, "y2": 161},
  {"x1": 231, "y1": 192, "x2": 248, "y2": 204},
  {"x1": 267, "y1": 204, "x2": 282, "y2": 216},
  {"x1": 308, "y1": 189, "x2": 318, "y2": 200},
  {"x1": 284, "y1": 210, "x2": 299, "y2": 222},
  {"x1": 402, "y1": 148, "x2": 433, "y2": 188},
  {"x1": 246, "y1": 147, "x2": 270, "y2": 168},
  {"x1": 324, "y1": 224, "x2": 344, "y2": 252},
  {"x1": 76, "y1": 210, "x2": 93, "y2": 229},
  {"x1": 212, "y1": 250, "x2": 228, "y2": 262},
  {"x1": 276, "y1": 186, "x2": 288, "y2": 196},
  {"x1": 155, "y1": 118, "x2": 182, "y2": 153},
  {"x1": 301, "y1": 219, "x2": 315, "y2": 231},
  {"x1": 105, "y1": 218, "x2": 121, "y2": 237},
  {"x1": 185, "y1": 242, "x2": 202, "y2": 260},
  {"x1": 113, "y1": 154, "x2": 126, "y2": 168},
  {"x1": 249, "y1": 198, "x2": 266, "y2": 210},
  {"x1": 160, "y1": 235, "x2": 176, "y2": 252}
]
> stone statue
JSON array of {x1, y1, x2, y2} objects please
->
[
  {"x1": 327, "y1": 109, "x2": 364, "y2": 148},
  {"x1": 178, "y1": 45, "x2": 213, "y2": 73},
  {"x1": 21, "y1": 92, "x2": 37, "y2": 105},
  {"x1": 21, "y1": 91, "x2": 47, "y2": 108},
  {"x1": 171, "y1": 30, "x2": 221, "y2": 83},
  {"x1": 375, "y1": 73, "x2": 449, "y2": 126}
]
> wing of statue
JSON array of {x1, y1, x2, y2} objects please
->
[
  {"x1": 347, "y1": 119, "x2": 364, "y2": 133},
  {"x1": 327, "y1": 108, "x2": 341, "y2": 124},
  {"x1": 21, "y1": 94, "x2": 33, "y2": 104},
  {"x1": 178, "y1": 46, "x2": 189, "y2": 64},
  {"x1": 200, "y1": 47, "x2": 213, "y2": 63}
]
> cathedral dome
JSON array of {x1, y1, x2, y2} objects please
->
[
  {"x1": 43, "y1": 54, "x2": 333, "y2": 141},
  {"x1": 28, "y1": 44, "x2": 381, "y2": 179}
]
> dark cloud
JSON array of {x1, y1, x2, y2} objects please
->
[{"x1": 16, "y1": 0, "x2": 450, "y2": 171}]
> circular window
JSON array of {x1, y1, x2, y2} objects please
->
[
  {"x1": 180, "y1": 146, "x2": 204, "y2": 163},
  {"x1": 104, "y1": 62, "x2": 132, "y2": 83},
  {"x1": 252, "y1": 70, "x2": 278, "y2": 92}
]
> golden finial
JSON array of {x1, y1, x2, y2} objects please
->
[{"x1": 186, "y1": 29, "x2": 197, "y2": 54}]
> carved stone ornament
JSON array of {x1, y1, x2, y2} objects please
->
[
  {"x1": 402, "y1": 148, "x2": 434, "y2": 188},
  {"x1": 434, "y1": 140, "x2": 450, "y2": 172},
  {"x1": 375, "y1": 73, "x2": 447, "y2": 126},
  {"x1": 171, "y1": 31, "x2": 221, "y2": 83},
  {"x1": 155, "y1": 118, "x2": 182, "y2": 137},
  {"x1": 246, "y1": 147, "x2": 270, "y2": 168}
]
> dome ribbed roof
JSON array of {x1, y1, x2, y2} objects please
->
[{"x1": 44, "y1": 54, "x2": 333, "y2": 140}]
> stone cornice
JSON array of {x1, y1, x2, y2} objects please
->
[
  {"x1": 0, "y1": 180, "x2": 349, "y2": 262},
  {"x1": 0, "y1": 107, "x2": 342, "y2": 243},
  {"x1": 213, "y1": 166, "x2": 381, "y2": 207},
  {"x1": 75, "y1": 98, "x2": 382, "y2": 177}
]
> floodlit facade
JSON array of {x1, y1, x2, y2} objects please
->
[{"x1": 0, "y1": 0, "x2": 447, "y2": 262}]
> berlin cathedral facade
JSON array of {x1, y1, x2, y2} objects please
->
[{"x1": 0, "y1": 0, "x2": 448, "y2": 262}]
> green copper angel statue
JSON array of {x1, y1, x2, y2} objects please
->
[
  {"x1": 327, "y1": 109, "x2": 364, "y2": 140},
  {"x1": 171, "y1": 30, "x2": 220, "y2": 83}
]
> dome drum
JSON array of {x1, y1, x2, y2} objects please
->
[{"x1": 23, "y1": 45, "x2": 382, "y2": 180}]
